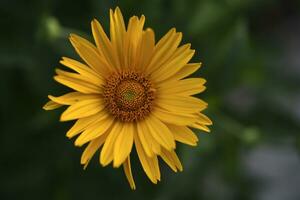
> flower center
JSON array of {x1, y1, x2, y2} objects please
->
[
  {"x1": 103, "y1": 71, "x2": 155, "y2": 122},
  {"x1": 115, "y1": 80, "x2": 145, "y2": 111}
]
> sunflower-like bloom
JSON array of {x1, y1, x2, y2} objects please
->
[{"x1": 43, "y1": 7, "x2": 212, "y2": 189}]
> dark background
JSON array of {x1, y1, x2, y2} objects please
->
[{"x1": 1, "y1": 0, "x2": 300, "y2": 199}]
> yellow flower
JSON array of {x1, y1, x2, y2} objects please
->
[{"x1": 43, "y1": 7, "x2": 212, "y2": 189}]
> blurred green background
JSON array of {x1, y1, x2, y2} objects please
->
[{"x1": 1, "y1": 0, "x2": 300, "y2": 199}]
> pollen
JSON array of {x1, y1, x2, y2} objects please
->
[{"x1": 103, "y1": 70, "x2": 155, "y2": 122}]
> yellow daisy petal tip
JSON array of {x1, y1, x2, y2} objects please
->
[
  {"x1": 140, "y1": 15, "x2": 146, "y2": 21},
  {"x1": 54, "y1": 68, "x2": 62, "y2": 75},
  {"x1": 59, "y1": 114, "x2": 67, "y2": 122},
  {"x1": 178, "y1": 32, "x2": 183, "y2": 38},
  {"x1": 69, "y1": 33, "x2": 79, "y2": 38},
  {"x1": 68, "y1": 34, "x2": 83, "y2": 45},
  {"x1": 202, "y1": 116, "x2": 213, "y2": 125},
  {"x1": 74, "y1": 140, "x2": 82, "y2": 147},
  {"x1": 99, "y1": 151, "x2": 112, "y2": 167},
  {"x1": 113, "y1": 161, "x2": 122, "y2": 168},
  {"x1": 91, "y1": 18, "x2": 97, "y2": 24},
  {"x1": 43, "y1": 100, "x2": 62, "y2": 110},
  {"x1": 178, "y1": 166, "x2": 183, "y2": 172},
  {"x1": 145, "y1": 27, "x2": 154, "y2": 32},
  {"x1": 99, "y1": 160, "x2": 109, "y2": 167},
  {"x1": 68, "y1": 34, "x2": 75, "y2": 41},
  {"x1": 115, "y1": 6, "x2": 121, "y2": 12},
  {"x1": 44, "y1": 7, "x2": 212, "y2": 189}
]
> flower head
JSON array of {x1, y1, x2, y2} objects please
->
[{"x1": 43, "y1": 7, "x2": 212, "y2": 189}]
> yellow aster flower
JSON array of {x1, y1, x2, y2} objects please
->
[{"x1": 43, "y1": 7, "x2": 212, "y2": 189}]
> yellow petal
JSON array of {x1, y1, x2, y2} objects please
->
[
  {"x1": 110, "y1": 8, "x2": 126, "y2": 68},
  {"x1": 55, "y1": 68, "x2": 101, "y2": 87},
  {"x1": 43, "y1": 100, "x2": 62, "y2": 110},
  {"x1": 157, "y1": 95, "x2": 207, "y2": 114},
  {"x1": 190, "y1": 123, "x2": 211, "y2": 132},
  {"x1": 152, "y1": 107, "x2": 197, "y2": 126},
  {"x1": 49, "y1": 92, "x2": 79, "y2": 105},
  {"x1": 137, "y1": 120, "x2": 160, "y2": 157},
  {"x1": 146, "y1": 29, "x2": 182, "y2": 75},
  {"x1": 69, "y1": 34, "x2": 112, "y2": 75},
  {"x1": 66, "y1": 111, "x2": 109, "y2": 138},
  {"x1": 151, "y1": 44, "x2": 195, "y2": 82},
  {"x1": 167, "y1": 124, "x2": 198, "y2": 146},
  {"x1": 137, "y1": 28, "x2": 155, "y2": 71},
  {"x1": 127, "y1": 15, "x2": 145, "y2": 69},
  {"x1": 136, "y1": 121, "x2": 153, "y2": 157},
  {"x1": 123, "y1": 16, "x2": 138, "y2": 69},
  {"x1": 60, "y1": 98, "x2": 105, "y2": 121},
  {"x1": 75, "y1": 116, "x2": 114, "y2": 146},
  {"x1": 114, "y1": 7, "x2": 126, "y2": 32},
  {"x1": 145, "y1": 115, "x2": 175, "y2": 150},
  {"x1": 162, "y1": 149, "x2": 183, "y2": 171},
  {"x1": 158, "y1": 78, "x2": 206, "y2": 96},
  {"x1": 113, "y1": 123, "x2": 134, "y2": 168},
  {"x1": 160, "y1": 148, "x2": 183, "y2": 172},
  {"x1": 123, "y1": 16, "x2": 144, "y2": 69},
  {"x1": 170, "y1": 150, "x2": 183, "y2": 171},
  {"x1": 134, "y1": 133, "x2": 160, "y2": 183},
  {"x1": 153, "y1": 155, "x2": 161, "y2": 181},
  {"x1": 100, "y1": 122, "x2": 123, "y2": 166},
  {"x1": 165, "y1": 63, "x2": 201, "y2": 81},
  {"x1": 160, "y1": 149, "x2": 177, "y2": 172},
  {"x1": 196, "y1": 113, "x2": 213, "y2": 125},
  {"x1": 81, "y1": 134, "x2": 107, "y2": 167},
  {"x1": 91, "y1": 19, "x2": 120, "y2": 70},
  {"x1": 123, "y1": 156, "x2": 136, "y2": 190},
  {"x1": 54, "y1": 75, "x2": 101, "y2": 94},
  {"x1": 60, "y1": 57, "x2": 103, "y2": 84},
  {"x1": 49, "y1": 92, "x2": 101, "y2": 105}
]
